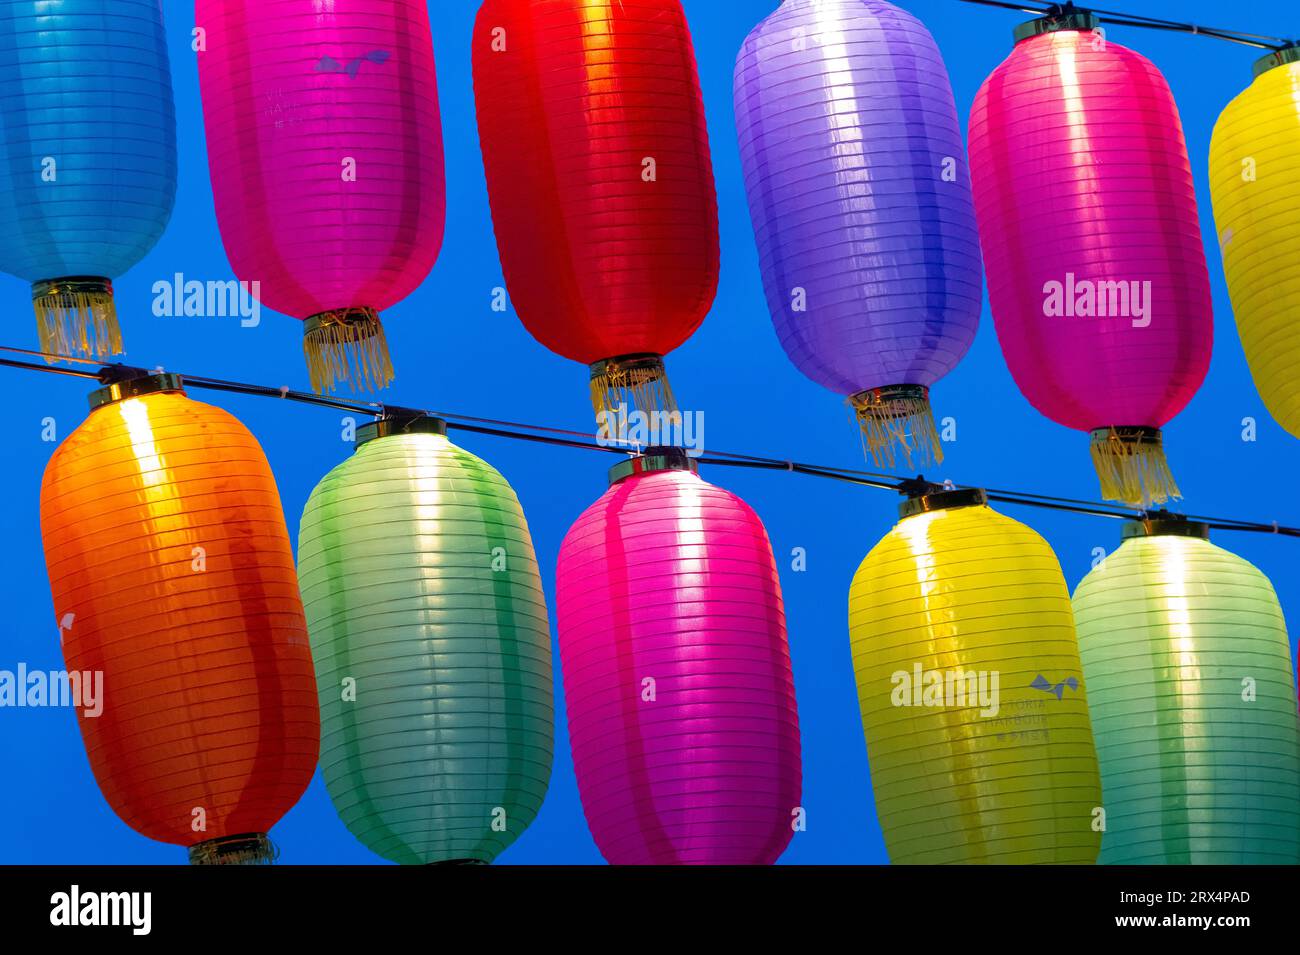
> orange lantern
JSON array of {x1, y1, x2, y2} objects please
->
[{"x1": 39, "y1": 372, "x2": 320, "y2": 864}]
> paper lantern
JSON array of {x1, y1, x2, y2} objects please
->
[
  {"x1": 196, "y1": 0, "x2": 445, "y2": 394},
  {"x1": 0, "y1": 0, "x2": 177, "y2": 358},
  {"x1": 1073, "y1": 517, "x2": 1300, "y2": 864},
  {"x1": 968, "y1": 12, "x2": 1213, "y2": 506},
  {"x1": 734, "y1": 0, "x2": 982, "y2": 469},
  {"x1": 472, "y1": 0, "x2": 719, "y2": 424},
  {"x1": 1210, "y1": 46, "x2": 1300, "y2": 440},
  {"x1": 297, "y1": 415, "x2": 554, "y2": 865},
  {"x1": 556, "y1": 449, "x2": 801, "y2": 864},
  {"x1": 39, "y1": 373, "x2": 319, "y2": 864},
  {"x1": 848, "y1": 488, "x2": 1102, "y2": 863}
]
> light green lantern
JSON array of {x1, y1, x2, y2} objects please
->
[
  {"x1": 297, "y1": 415, "x2": 554, "y2": 864},
  {"x1": 1073, "y1": 516, "x2": 1300, "y2": 864}
]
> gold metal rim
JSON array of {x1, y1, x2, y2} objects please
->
[
  {"x1": 899, "y1": 487, "x2": 988, "y2": 520},
  {"x1": 305, "y1": 306, "x2": 380, "y2": 334},
  {"x1": 1122, "y1": 514, "x2": 1211, "y2": 541},
  {"x1": 88, "y1": 372, "x2": 185, "y2": 411},
  {"x1": 356, "y1": 414, "x2": 448, "y2": 448},
  {"x1": 849, "y1": 383, "x2": 930, "y2": 409},
  {"x1": 1254, "y1": 44, "x2": 1300, "y2": 79},
  {"x1": 32, "y1": 276, "x2": 113, "y2": 301},
  {"x1": 608, "y1": 446, "x2": 699, "y2": 485},
  {"x1": 589, "y1": 353, "x2": 666, "y2": 380},
  {"x1": 1013, "y1": 10, "x2": 1100, "y2": 43}
]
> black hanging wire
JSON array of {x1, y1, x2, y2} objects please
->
[
  {"x1": 954, "y1": 0, "x2": 1296, "y2": 50},
  {"x1": 2, "y1": 344, "x2": 1295, "y2": 538}
]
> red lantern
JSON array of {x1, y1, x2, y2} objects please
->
[{"x1": 472, "y1": 0, "x2": 720, "y2": 423}]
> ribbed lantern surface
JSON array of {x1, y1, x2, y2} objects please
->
[
  {"x1": 39, "y1": 378, "x2": 319, "y2": 864},
  {"x1": 0, "y1": 0, "x2": 177, "y2": 358},
  {"x1": 849, "y1": 492, "x2": 1102, "y2": 863},
  {"x1": 196, "y1": 0, "x2": 446, "y2": 393},
  {"x1": 1073, "y1": 525, "x2": 1300, "y2": 864},
  {"x1": 968, "y1": 17, "x2": 1213, "y2": 506},
  {"x1": 1209, "y1": 49, "x2": 1300, "y2": 440},
  {"x1": 734, "y1": 0, "x2": 982, "y2": 469},
  {"x1": 555, "y1": 454, "x2": 801, "y2": 864},
  {"x1": 472, "y1": 0, "x2": 720, "y2": 422},
  {"x1": 298, "y1": 420, "x2": 554, "y2": 865}
]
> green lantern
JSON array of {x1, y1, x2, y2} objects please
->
[
  {"x1": 297, "y1": 415, "x2": 554, "y2": 864},
  {"x1": 1073, "y1": 516, "x2": 1300, "y2": 864}
]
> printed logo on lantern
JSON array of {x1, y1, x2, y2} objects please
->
[
  {"x1": 1041, "y1": 272, "x2": 1152, "y2": 328},
  {"x1": 596, "y1": 403, "x2": 705, "y2": 457},
  {"x1": 151, "y1": 273, "x2": 261, "y2": 328},
  {"x1": 890, "y1": 663, "x2": 1000, "y2": 717},
  {"x1": 317, "y1": 50, "x2": 390, "y2": 78},
  {"x1": 1031, "y1": 674, "x2": 1079, "y2": 700},
  {"x1": 0, "y1": 663, "x2": 103, "y2": 718}
]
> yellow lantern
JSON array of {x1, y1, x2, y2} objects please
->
[
  {"x1": 1209, "y1": 45, "x2": 1300, "y2": 437},
  {"x1": 848, "y1": 488, "x2": 1102, "y2": 863}
]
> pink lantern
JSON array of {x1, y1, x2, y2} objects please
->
[
  {"x1": 556, "y1": 449, "x2": 802, "y2": 865},
  {"x1": 968, "y1": 12, "x2": 1212, "y2": 506},
  {"x1": 196, "y1": 0, "x2": 446, "y2": 393}
]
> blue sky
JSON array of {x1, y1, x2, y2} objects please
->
[{"x1": 1, "y1": 0, "x2": 1297, "y2": 865}]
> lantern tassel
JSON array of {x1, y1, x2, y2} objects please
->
[
  {"x1": 849, "y1": 385, "x2": 942, "y2": 470},
  {"x1": 32, "y1": 277, "x2": 122, "y2": 361},
  {"x1": 188, "y1": 833, "x2": 278, "y2": 866},
  {"x1": 589, "y1": 354, "x2": 677, "y2": 430},
  {"x1": 1090, "y1": 427, "x2": 1181, "y2": 507},
  {"x1": 303, "y1": 307, "x2": 394, "y2": 394}
]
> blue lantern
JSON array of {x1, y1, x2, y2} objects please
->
[{"x1": 0, "y1": 0, "x2": 177, "y2": 358}]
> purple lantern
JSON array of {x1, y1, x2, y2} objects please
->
[{"x1": 734, "y1": 0, "x2": 983, "y2": 468}]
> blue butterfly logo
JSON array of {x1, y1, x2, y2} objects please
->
[
  {"x1": 1031, "y1": 674, "x2": 1079, "y2": 700},
  {"x1": 317, "y1": 50, "x2": 391, "y2": 78}
]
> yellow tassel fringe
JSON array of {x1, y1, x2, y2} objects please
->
[
  {"x1": 589, "y1": 356, "x2": 678, "y2": 437},
  {"x1": 33, "y1": 285, "x2": 122, "y2": 361},
  {"x1": 1090, "y1": 427, "x2": 1181, "y2": 507},
  {"x1": 303, "y1": 308, "x2": 394, "y2": 394},
  {"x1": 849, "y1": 387, "x2": 942, "y2": 470}
]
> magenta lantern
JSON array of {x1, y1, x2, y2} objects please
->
[
  {"x1": 968, "y1": 12, "x2": 1212, "y2": 506},
  {"x1": 196, "y1": 0, "x2": 446, "y2": 394},
  {"x1": 556, "y1": 449, "x2": 802, "y2": 865}
]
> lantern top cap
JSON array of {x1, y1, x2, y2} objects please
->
[
  {"x1": 1122, "y1": 512, "x2": 1210, "y2": 541},
  {"x1": 88, "y1": 370, "x2": 185, "y2": 411},
  {"x1": 356, "y1": 412, "x2": 447, "y2": 448},
  {"x1": 898, "y1": 485, "x2": 988, "y2": 520},
  {"x1": 609, "y1": 446, "x2": 699, "y2": 485},
  {"x1": 1253, "y1": 44, "x2": 1300, "y2": 79},
  {"x1": 1013, "y1": 9, "x2": 1100, "y2": 43}
]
